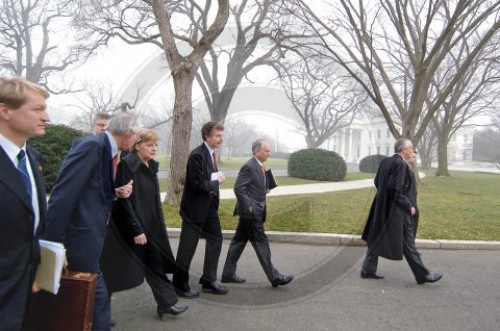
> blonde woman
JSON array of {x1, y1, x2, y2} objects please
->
[{"x1": 112, "y1": 128, "x2": 187, "y2": 319}]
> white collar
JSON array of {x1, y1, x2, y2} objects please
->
[{"x1": 0, "y1": 133, "x2": 26, "y2": 165}]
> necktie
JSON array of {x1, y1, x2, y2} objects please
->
[
  {"x1": 17, "y1": 150, "x2": 32, "y2": 197},
  {"x1": 261, "y1": 163, "x2": 267, "y2": 189},
  {"x1": 212, "y1": 152, "x2": 218, "y2": 172},
  {"x1": 112, "y1": 155, "x2": 119, "y2": 180}
]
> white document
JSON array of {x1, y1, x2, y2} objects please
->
[
  {"x1": 35, "y1": 240, "x2": 66, "y2": 294},
  {"x1": 211, "y1": 171, "x2": 223, "y2": 181}
]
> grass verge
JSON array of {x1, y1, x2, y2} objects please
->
[{"x1": 163, "y1": 171, "x2": 500, "y2": 241}]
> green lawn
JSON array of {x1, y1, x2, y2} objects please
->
[
  {"x1": 156, "y1": 155, "x2": 288, "y2": 171},
  {"x1": 163, "y1": 171, "x2": 500, "y2": 241}
]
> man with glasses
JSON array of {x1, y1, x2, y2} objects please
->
[
  {"x1": 45, "y1": 112, "x2": 136, "y2": 330},
  {"x1": 92, "y1": 113, "x2": 111, "y2": 135},
  {"x1": 361, "y1": 138, "x2": 442, "y2": 285}
]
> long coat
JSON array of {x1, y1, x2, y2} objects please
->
[
  {"x1": 0, "y1": 146, "x2": 46, "y2": 331},
  {"x1": 362, "y1": 154, "x2": 415, "y2": 260},
  {"x1": 179, "y1": 143, "x2": 219, "y2": 224},
  {"x1": 45, "y1": 133, "x2": 115, "y2": 272},
  {"x1": 104, "y1": 153, "x2": 175, "y2": 292}
]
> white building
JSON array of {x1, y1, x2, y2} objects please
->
[{"x1": 321, "y1": 116, "x2": 476, "y2": 164}]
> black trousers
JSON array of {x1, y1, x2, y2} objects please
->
[
  {"x1": 135, "y1": 242, "x2": 177, "y2": 309},
  {"x1": 222, "y1": 216, "x2": 278, "y2": 282},
  {"x1": 362, "y1": 214, "x2": 429, "y2": 281},
  {"x1": 173, "y1": 204, "x2": 223, "y2": 291}
]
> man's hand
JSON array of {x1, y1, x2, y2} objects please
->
[
  {"x1": 218, "y1": 174, "x2": 226, "y2": 184},
  {"x1": 134, "y1": 233, "x2": 147, "y2": 245},
  {"x1": 115, "y1": 180, "x2": 134, "y2": 198},
  {"x1": 32, "y1": 280, "x2": 41, "y2": 293},
  {"x1": 410, "y1": 207, "x2": 416, "y2": 215}
]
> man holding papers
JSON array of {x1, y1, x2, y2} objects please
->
[
  {"x1": 173, "y1": 121, "x2": 228, "y2": 298},
  {"x1": 0, "y1": 76, "x2": 50, "y2": 331}
]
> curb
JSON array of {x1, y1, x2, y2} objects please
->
[{"x1": 167, "y1": 228, "x2": 500, "y2": 251}]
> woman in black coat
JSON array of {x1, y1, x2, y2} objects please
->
[{"x1": 111, "y1": 128, "x2": 187, "y2": 318}]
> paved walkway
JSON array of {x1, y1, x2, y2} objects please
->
[
  {"x1": 114, "y1": 177, "x2": 500, "y2": 330},
  {"x1": 111, "y1": 239, "x2": 500, "y2": 331}
]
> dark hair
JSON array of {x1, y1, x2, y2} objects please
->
[{"x1": 201, "y1": 121, "x2": 224, "y2": 141}]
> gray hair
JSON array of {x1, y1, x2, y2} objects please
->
[
  {"x1": 252, "y1": 139, "x2": 267, "y2": 155},
  {"x1": 106, "y1": 112, "x2": 138, "y2": 135},
  {"x1": 394, "y1": 138, "x2": 413, "y2": 153}
]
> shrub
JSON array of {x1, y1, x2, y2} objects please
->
[
  {"x1": 28, "y1": 124, "x2": 86, "y2": 192},
  {"x1": 359, "y1": 154, "x2": 387, "y2": 173},
  {"x1": 288, "y1": 148, "x2": 346, "y2": 181}
]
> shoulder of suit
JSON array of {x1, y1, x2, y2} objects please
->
[{"x1": 27, "y1": 146, "x2": 42, "y2": 158}]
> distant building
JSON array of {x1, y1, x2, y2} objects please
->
[{"x1": 321, "y1": 116, "x2": 476, "y2": 163}]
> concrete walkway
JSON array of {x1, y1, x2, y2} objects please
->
[
  {"x1": 112, "y1": 177, "x2": 500, "y2": 330},
  {"x1": 111, "y1": 238, "x2": 500, "y2": 331}
]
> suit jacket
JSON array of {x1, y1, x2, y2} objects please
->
[
  {"x1": 234, "y1": 157, "x2": 268, "y2": 221},
  {"x1": 45, "y1": 134, "x2": 115, "y2": 273},
  {"x1": 0, "y1": 146, "x2": 46, "y2": 331},
  {"x1": 361, "y1": 154, "x2": 415, "y2": 260},
  {"x1": 179, "y1": 144, "x2": 219, "y2": 224}
]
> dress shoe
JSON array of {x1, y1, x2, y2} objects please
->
[
  {"x1": 271, "y1": 274, "x2": 294, "y2": 287},
  {"x1": 360, "y1": 271, "x2": 385, "y2": 279},
  {"x1": 175, "y1": 288, "x2": 200, "y2": 299},
  {"x1": 221, "y1": 274, "x2": 246, "y2": 283},
  {"x1": 201, "y1": 281, "x2": 229, "y2": 294},
  {"x1": 157, "y1": 305, "x2": 189, "y2": 319},
  {"x1": 416, "y1": 273, "x2": 443, "y2": 285}
]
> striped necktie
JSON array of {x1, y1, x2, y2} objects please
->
[{"x1": 17, "y1": 150, "x2": 32, "y2": 197}]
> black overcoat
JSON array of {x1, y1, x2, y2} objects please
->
[
  {"x1": 102, "y1": 153, "x2": 175, "y2": 293},
  {"x1": 362, "y1": 154, "x2": 415, "y2": 260}
]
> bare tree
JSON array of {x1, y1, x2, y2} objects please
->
[
  {"x1": 194, "y1": 0, "x2": 304, "y2": 123},
  {"x1": 430, "y1": 42, "x2": 500, "y2": 175},
  {"x1": 417, "y1": 121, "x2": 438, "y2": 170},
  {"x1": 71, "y1": 0, "x2": 230, "y2": 203},
  {"x1": 286, "y1": 0, "x2": 500, "y2": 155},
  {"x1": 222, "y1": 117, "x2": 260, "y2": 157},
  {"x1": 274, "y1": 56, "x2": 363, "y2": 148},
  {"x1": 0, "y1": 0, "x2": 97, "y2": 92},
  {"x1": 69, "y1": 82, "x2": 121, "y2": 132},
  {"x1": 473, "y1": 129, "x2": 500, "y2": 169}
]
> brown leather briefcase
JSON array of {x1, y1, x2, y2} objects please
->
[{"x1": 22, "y1": 271, "x2": 98, "y2": 331}]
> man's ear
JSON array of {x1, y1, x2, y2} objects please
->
[{"x1": 0, "y1": 103, "x2": 11, "y2": 120}]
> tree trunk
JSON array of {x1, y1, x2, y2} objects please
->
[
  {"x1": 166, "y1": 74, "x2": 194, "y2": 204},
  {"x1": 435, "y1": 132, "x2": 450, "y2": 176}
]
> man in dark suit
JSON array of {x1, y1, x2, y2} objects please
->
[
  {"x1": 0, "y1": 76, "x2": 50, "y2": 331},
  {"x1": 45, "y1": 112, "x2": 136, "y2": 331},
  {"x1": 361, "y1": 138, "x2": 442, "y2": 284},
  {"x1": 173, "y1": 121, "x2": 228, "y2": 298},
  {"x1": 221, "y1": 139, "x2": 293, "y2": 287}
]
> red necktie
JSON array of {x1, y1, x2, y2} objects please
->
[
  {"x1": 112, "y1": 155, "x2": 118, "y2": 179},
  {"x1": 212, "y1": 152, "x2": 218, "y2": 172}
]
